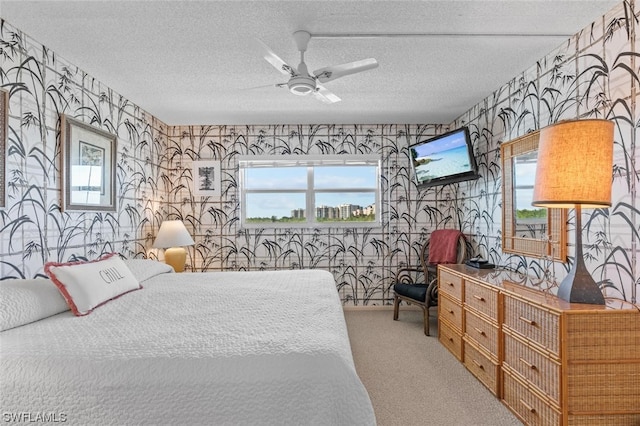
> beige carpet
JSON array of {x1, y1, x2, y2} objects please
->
[{"x1": 344, "y1": 308, "x2": 522, "y2": 426}]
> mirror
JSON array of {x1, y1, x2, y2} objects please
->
[{"x1": 501, "y1": 131, "x2": 567, "y2": 261}]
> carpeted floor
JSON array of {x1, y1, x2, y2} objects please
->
[{"x1": 343, "y1": 308, "x2": 522, "y2": 426}]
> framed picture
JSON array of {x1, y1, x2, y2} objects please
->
[
  {"x1": 193, "y1": 160, "x2": 221, "y2": 197},
  {"x1": 0, "y1": 88, "x2": 7, "y2": 209},
  {"x1": 61, "y1": 115, "x2": 117, "y2": 211}
]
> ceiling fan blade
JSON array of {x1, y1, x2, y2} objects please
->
[
  {"x1": 256, "y1": 38, "x2": 297, "y2": 77},
  {"x1": 241, "y1": 82, "x2": 287, "y2": 91},
  {"x1": 313, "y1": 58, "x2": 378, "y2": 83},
  {"x1": 313, "y1": 84, "x2": 341, "y2": 104}
]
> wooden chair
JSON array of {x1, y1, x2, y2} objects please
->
[{"x1": 393, "y1": 232, "x2": 467, "y2": 336}]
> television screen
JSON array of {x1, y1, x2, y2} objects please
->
[{"x1": 409, "y1": 127, "x2": 479, "y2": 187}]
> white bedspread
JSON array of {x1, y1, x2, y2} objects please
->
[{"x1": 0, "y1": 269, "x2": 375, "y2": 425}]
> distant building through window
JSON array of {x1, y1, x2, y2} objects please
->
[
  {"x1": 291, "y1": 208, "x2": 305, "y2": 219},
  {"x1": 239, "y1": 155, "x2": 381, "y2": 228}
]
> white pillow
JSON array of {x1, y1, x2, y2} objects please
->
[
  {"x1": 0, "y1": 278, "x2": 70, "y2": 331},
  {"x1": 123, "y1": 258, "x2": 174, "y2": 283},
  {"x1": 45, "y1": 253, "x2": 141, "y2": 316}
]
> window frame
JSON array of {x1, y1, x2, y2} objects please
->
[{"x1": 238, "y1": 154, "x2": 381, "y2": 228}]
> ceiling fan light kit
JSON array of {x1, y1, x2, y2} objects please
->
[
  {"x1": 256, "y1": 30, "x2": 378, "y2": 103},
  {"x1": 287, "y1": 75, "x2": 316, "y2": 95}
]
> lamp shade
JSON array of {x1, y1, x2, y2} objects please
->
[
  {"x1": 152, "y1": 220, "x2": 195, "y2": 248},
  {"x1": 532, "y1": 119, "x2": 614, "y2": 208}
]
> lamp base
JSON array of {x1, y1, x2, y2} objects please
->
[
  {"x1": 164, "y1": 247, "x2": 187, "y2": 273},
  {"x1": 557, "y1": 262, "x2": 605, "y2": 305},
  {"x1": 555, "y1": 205, "x2": 605, "y2": 305}
]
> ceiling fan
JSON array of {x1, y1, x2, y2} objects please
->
[{"x1": 256, "y1": 30, "x2": 378, "y2": 104}]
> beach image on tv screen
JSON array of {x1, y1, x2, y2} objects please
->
[{"x1": 411, "y1": 132, "x2": 471, "y2": 183}]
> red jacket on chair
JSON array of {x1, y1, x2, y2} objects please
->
[{"x1": 427, "y1": 229, "x2": 464, "y2": 265}]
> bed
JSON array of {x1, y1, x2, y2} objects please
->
[{"x1": 0, "y1": 259, "x2": 376, "y2": 425}]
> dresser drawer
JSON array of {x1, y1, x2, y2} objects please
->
[
  {"x1": 565, "y1": 413, "x2": 640, "y2": 425},
  {"x1": 439, "y1": 269, "x2": 463, "y2": 301},
  {"x1": 567, "y1": 362, "x2": 640, "y2": 414},
  {"x1": 439, "y1": 294, "x2": 463, "y2": 330},
  {"x1": 464, "y1": 281, "x2": 499, "y2": 319},
  {"x1": 439, "y1": 318, "x2": 463, "y2": 361},
  {"x1": 502, "y1": 370, "x2": 561, "y2": 426},
  {"x1": 465, "y1": 308, "x2": 499, "y2": 357},
  {"x1": 503, "y1": 331, "x2": 561, "y2": 404},
  {"x1": 463, "y1": 340, "x2": 500, "y2": 396},
  {"x1": 503, "y1": 294, "x2": 560, "y2": 355}
]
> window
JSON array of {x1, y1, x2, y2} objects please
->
[{"x1": 239, "y1": 155, "x2": 381, "y2": 227}]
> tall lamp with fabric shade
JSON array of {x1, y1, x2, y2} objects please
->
[
  {"x1": 532, "y1": 119, "x2": 614, "y2": 305},
  {"x1": 152, "y1": 220, "x2": 195, "y2": 273}
]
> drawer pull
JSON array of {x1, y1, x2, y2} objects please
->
[
  {"x1": 448, "y1": 337, "x2": 454, "y2": 343},
  {"x1": 448, "y1": 309, "x2": 455, "y2": 314},
  {"x1": 519, "y1": 399, "x2": 537, "y2": 414},
  {"x1": 518, "y1": 316, "x2": 537, "y2": 326},
  {"x1": 472, "y1": 359, "x2": 484, "y2": 370},
  {"x1": 447, "y1": 281, "x2": 455, "y2": 287},
  {"x1": 473, "y1": 295, "x2": 486, "y2": 302},
  {"x1": 519, "y1": 357, "x2": 538, "y2": 371},
  {"x1": 474, "y1": 327, "x2": 486, "y2": 337}
]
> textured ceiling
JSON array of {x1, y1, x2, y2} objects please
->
[{"x1": 0, "y1": 1, "x2": 620, "y2": 125}]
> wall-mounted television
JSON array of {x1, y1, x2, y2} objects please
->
[{"x1": 409, "y1": 127, "x2": 479, "y2": 188}]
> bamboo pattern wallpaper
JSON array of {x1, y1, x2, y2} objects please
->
[
  {"x1": 453, "y1": 0, "x2": 639, "y2": 304},
  {"x1": 0, "y1": 20, "x2": 167, "y2": 279},
  {"x1": 162, "y1": 124, "x2": 455, "y2": 305},
  {"x1": 1, "y1": 1, "x2": 639, "y2": 306}
]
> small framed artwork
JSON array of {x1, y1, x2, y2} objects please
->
[
  {"x1": 0, "y1": 89, "x2": 7, "y2": 208},
  {"x1": 193, "y1": 160, "x2": 221, "y2": 197},
  {"x1": 61, "y1": 115, "x2": 117, "y2": 211}
]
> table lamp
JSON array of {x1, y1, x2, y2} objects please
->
[
  {"x1": 152, "y1": 220, "x2": 195, "y2": 272},
  {"x1": 532, "y1": 119, "x2": 614, "y2": 305}
]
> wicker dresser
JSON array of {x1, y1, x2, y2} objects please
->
[{"x1": 437, "y1": 264, "x2": 640, "y2": 425}]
